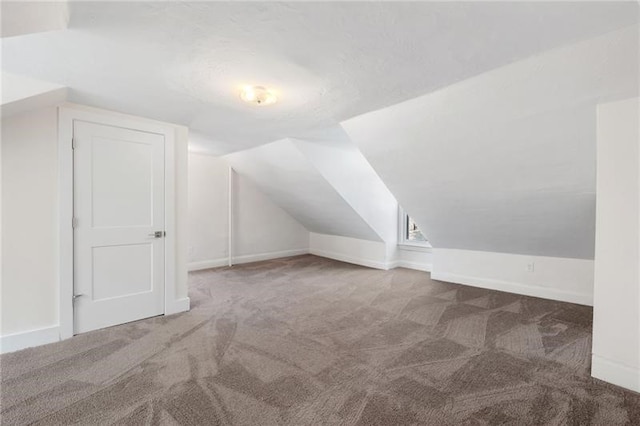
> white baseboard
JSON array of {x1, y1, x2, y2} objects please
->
[
  {"x1": 233, "y1": 248, "x2": 309, "y2": 265},
  {"x1": 390, "y1": 260, "x2": 433, "y2": 272},
  {"x1": 431, "y1": 272, "x2": 592, "y2": 306},
  {"x1": 591, "y1": 354, "x2": 640, "y2": 393},
  {"x1": 309, "y1": 250, "x2": 431, "y2": 272},
  {"x1": 188, "y1": 258, "x2": 229, "y2": 271},
  {"x1": 189, "y1": 249, "x2": 310, "y2": 271},
  {"x1": 310, "y1": 248, "x2": 388, "y2": 270},
  {"x1": 165, "y1": 297, "x2": 191, "y2": 315},
  {"x1": 0, "y1": 325, "x2": 61, "y2": 354},
  {"x1": 0, "y1": 301, "x2": 192, "y2": 354}
]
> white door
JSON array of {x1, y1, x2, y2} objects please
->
[{"x1": 73, "y1": 121, "x2": 165, "y2": 334}]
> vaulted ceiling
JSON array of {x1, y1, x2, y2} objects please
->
[
  {"x1": 225, "y1": 138, "x2": 386, "y2": 242},
  {"x1": 342, "y1": 26, "x2": 639, "y2": 259},
  {"x1": 3, "y1": 2, "x2": 639, "y2": 260},
  {"x1": 2, "y1": 1, "x2": 637, "y2": 153}
]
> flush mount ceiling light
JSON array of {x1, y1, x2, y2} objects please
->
[{"x1": 240, "y1": 85, "x2": 278, "y2": 106}]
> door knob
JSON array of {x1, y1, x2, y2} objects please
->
[{"x1": 149, "y1": 231, "x2": 163, "y2": 238}]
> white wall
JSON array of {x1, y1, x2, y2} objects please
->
[
  {"x1": 225, "y1": 139, "x2": 383, "y2": 242},
  {"x1": 1, "y1": 1, "x2": 68, "y2": 38},
  {"x1": 1, "y1": 72, "x2": 67, "y2": 118},
  {"x1": 1, "y1": 107, "x2": 59, "y2": 336},
  {"x1": 309, "y1": 233, "x2": 388, "y2": 270},
  {"x1": 0, "y1": 104, "x2": 190, "y2": 353},
  {"x1": 188, "y1": 154, "x2": 229, "y2": 267},
  {"x1": 391, "y1": 248, "x2": 433, "y2": 272},
  {"x1": 342, "y1": 25, "x2": 639, "y2": 260},
  {"x1": 233, "y1": 173, "x2": 309, "y2": 260},
  {"x1": 432, "y1": 249, "x2": 594, "y2": 306},
  {"x1": 174, "y1": 126, "x2": 189, "y2": 301},
  {"x1": 309, "y1": 232, "x2": 433, "y2": 272},
  {"x1": 293, "y1": 136, "x2": 399, "y2": 243},
  {"x1": 591, "y1": 97, "x2": 640, "y2": 392},
  {"x1": 187, "y1": 152, "x2": 309, "y2": 271},
  {"x1": 308, "y1": 232, "x2": 433, "y2": 273}
]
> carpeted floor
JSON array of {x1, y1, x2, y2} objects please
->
[{"x1": 1, "y1": 255, "x2": 639, "y2": 425}]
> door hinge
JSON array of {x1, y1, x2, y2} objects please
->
[
  {"x1": 72, "y1": 138, "x2": 76, "y2": 149},
  {"x1": 72, "y1": 217, "x2": 78, "y2": 228}
]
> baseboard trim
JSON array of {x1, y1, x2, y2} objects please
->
[
  {"x1": 0, "y1": 325, "x2": 61, "y2": 354},
  {"x1": 189, "y1": 249, "x2": 311, "y2": 271},
  {"x1": 165, "y1": 297, "x2": 191, "y2": 316},
  {"x1": 431, "y1": 271, "x2": 593, "y2": 306},
  {"x1": 592, "y1": 354, "x2": 640, "y2": 393},
  {"x1": 310, "y1": 248, "x2": 388, "y2": 270},
  {"x1": 233, "y1": 248, "x2": 309, "y2": 265},
  {"x1": 389, "y1": 260, "x2": 433, "y2": 272},
  {"x1": 309, "y1": 250, "x2": 432, "y2": 272},
  {"x1": 188, "y1": 258, "x2": 229, "y2": 271}
]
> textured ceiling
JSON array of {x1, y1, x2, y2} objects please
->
[
  {"x1": 225, "y1": 139, "x2": 384, "y2": 242},
  {"x1": 342, "y1": 26, "x2": 639, "y2": 259},
  {"x1": 2, "y1": 1, "x2": 638, "y2": 153}
]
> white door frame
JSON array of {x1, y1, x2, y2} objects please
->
[{"x1": 58, "y1": 104, "x2": 177, "y2": 340}]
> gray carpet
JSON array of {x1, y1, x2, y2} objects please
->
[{"x1": 1, "y1": 255, "x2": 639, "y2": 425}]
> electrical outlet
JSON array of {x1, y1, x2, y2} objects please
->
[{"x1": 526, "y1": 262, "x2": 535, "y2": 273}]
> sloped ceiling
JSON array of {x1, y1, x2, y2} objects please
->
[
  {"x1": 224, "y1": 139, "x2": 384, "y2": 242},
  {"x1": 1, "y1": 72, "x2": 68, "y2": 117},
  {"x1": 1, "y1": 1, "x2": 68, "y2": 38},
  {"x1": 3, "y1": 2, "x2": 639, "y2": 260},
  {"x1": 342, "y1": 26, "x2": 639, "y2": 260},
  {"x1": 291, "y1": 131, "x2": 399, "y2": 244},
  {"x1": 1, "y1": 2, "x2": 638, "y2": 153}
]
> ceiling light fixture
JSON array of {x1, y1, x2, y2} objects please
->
[{"x1": 240, "y1": 85, "x2": 277, "y2": 106}]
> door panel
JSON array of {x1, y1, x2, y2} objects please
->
[
  {"x1": 91, "y1": 244, "x2": 153, "y2": 300},
  {"x1": 74, "y1": 121, "x2": 165, "y2": 334},
  {"x1": 91, "y1": 138, "x2": 154, "y2": 228}
]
